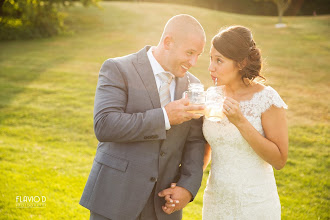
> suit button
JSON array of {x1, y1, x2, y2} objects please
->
[
  {"x1": 160, "y1": 151, "x2": 166, "y2": 157},
  {"x1": 150, "y1": 177, "x2": 157, "y2": 182}
]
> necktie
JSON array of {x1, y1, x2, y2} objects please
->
[{"x1": 158, "y1": 72, "x2": 173, "y2": 107}]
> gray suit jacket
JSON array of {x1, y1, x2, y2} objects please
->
[{"x1": 80, "y1": 46, "x2": 206, "y2": 220}]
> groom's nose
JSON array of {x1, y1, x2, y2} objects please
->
[{"x1": 189, "y1": 55, "x2": 198, "y2": 67}]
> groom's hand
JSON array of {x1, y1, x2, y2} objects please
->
[
  {"x1": 158, "y1": 183, "x2": 192, "y2": 214},
  {"x1": 165, "y1": 98, "x2": 204, "y2": 125}
]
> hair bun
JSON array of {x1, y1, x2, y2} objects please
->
[{"x1": 248, "y1": 47, "x2": 261, "y2": 61}]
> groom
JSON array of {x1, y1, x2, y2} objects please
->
[{"x1": 80, "y1": 14, "x2": 206, "y2": 220}]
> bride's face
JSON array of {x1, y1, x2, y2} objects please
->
[{"x1": 208, "y1": 46, "x2": 240, "y2": 85}]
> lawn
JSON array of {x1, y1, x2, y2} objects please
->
[{"x1": 0, "y1": 1, "x2": 329, "y2": 219}]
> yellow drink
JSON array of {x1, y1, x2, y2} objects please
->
[
  {"x1": 205, "y1": 105, "x2": 224, "y2": 121},
  {"x1": 187, "y1": 104, "x2": 205, "y2": 116}
]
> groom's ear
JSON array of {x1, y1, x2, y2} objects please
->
[{"x1": 163, "y1": 35, "x2": 173, "y2": 50}]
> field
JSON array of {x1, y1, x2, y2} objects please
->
[{"x1": 0, "y1": 2, "x2": 329, "y2": 219}]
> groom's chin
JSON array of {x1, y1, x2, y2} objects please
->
[{"x1": 176, "y1": 70, "x2": 188, "y2": 78}]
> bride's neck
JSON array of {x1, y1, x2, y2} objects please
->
[{"x1": 225, "y1": 79, "x2": 250, "y2": 96}]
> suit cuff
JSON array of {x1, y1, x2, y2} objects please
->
[
  {"x1": 162, "y1": 107, "x2": 171, "y2": 130},
  {"x1": 176, "y1": 175, "x2": 201, "y2": 201}
]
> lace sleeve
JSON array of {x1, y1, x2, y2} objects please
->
[{"x1": 261, "y1": 86, "x2": 288, "y2": 113}]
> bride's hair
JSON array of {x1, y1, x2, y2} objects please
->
[{"x1": 212, "y1": 25, "x2": 265, "y2": 84}]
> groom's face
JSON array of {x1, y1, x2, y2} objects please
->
[{"x1": 166, "y1": 34, "x2": 205, "y2": 78}]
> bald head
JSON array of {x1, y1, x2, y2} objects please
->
[
  {"x1": 159, "y1": 14, "x2": 206, "y2": 46},
  {"x1": 153, "y1": 14, "x2": 205, "y2": 78}
]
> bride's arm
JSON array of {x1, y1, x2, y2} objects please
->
[
  {"x1": 203, "y1": 143, "x2": 212, "y2": 171},
  {"x1": 260, "y1": 106, "x2": 288, "y2": 169},
  {"x1": 224, "y1": 97, "x2": 288, "y2": 170},
  {"x1": 238, "y1": 106, "x2": 288, "y2": 170}
]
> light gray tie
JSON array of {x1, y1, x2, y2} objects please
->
[{"x1": 158, "y1": 72, "x2": 173, "y2": 107}]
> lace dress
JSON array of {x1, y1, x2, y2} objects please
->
[{"x1": 202, "y1": 86, "x2": 288, "y2": 220}]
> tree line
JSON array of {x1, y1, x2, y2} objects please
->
[
  {"x1": 126, "y1": 0, "x2": 329, "y2": 16},
  {"x1": 0, "y1": 0, "x2": 328, "y2": 40}
]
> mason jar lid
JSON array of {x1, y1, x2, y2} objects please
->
[{"x1": 188, "y1": 83, "x2": 204, "y2": 91}]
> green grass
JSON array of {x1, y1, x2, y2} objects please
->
[{"x1": 0, "y1": 1, "x2": 329, "y2": 219}]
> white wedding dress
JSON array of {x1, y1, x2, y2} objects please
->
[{"x1": 202, "y1": 86, "x2": 288, "y2": 220}]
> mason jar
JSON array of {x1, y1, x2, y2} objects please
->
[
  {"x1": 205, "y1": 86, "x2": 225, "y2": 121},
  {"x1": 182, "y1": 83, "x2": 206, "y2": 116}
]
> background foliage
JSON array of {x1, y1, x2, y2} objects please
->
[{"x1": 0, "y1": 0, "x2": 99, "y2": 40}]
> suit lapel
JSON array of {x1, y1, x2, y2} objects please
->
[
  {"x1": 133, "y1": 46, "x2": 161, "y2": 109},
  {"x1": 174, "y1": 74, "x2": 189, "y2": 100},
  {"x1": 133, "y1": 46, "x2": 190, "y2": 108}
]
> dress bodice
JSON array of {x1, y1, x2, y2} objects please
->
[
  {"x1": 202, "y1": 85, "x2": 287, "y2": 220},
  {"x1": 203, "y1": 85, "x2": 288, "y2": 184}
]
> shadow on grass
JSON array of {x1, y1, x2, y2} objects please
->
[{"x1": 0, "y1": 40, "x2": 79, "y2": 124}]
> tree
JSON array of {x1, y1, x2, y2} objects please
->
[
  {"x1": 272, "y1": 0, "x2": 292, "y2": 23},
  {"x1": 0, "y1": 0, "x2": 99, "y2": 40},
  {"x1": 255, "y1": 0, "x2": 292, "y2": 24}
]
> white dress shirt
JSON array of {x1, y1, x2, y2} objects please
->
[{"x1": 147, "y1": 47, "x2": 176, "y2": 130}]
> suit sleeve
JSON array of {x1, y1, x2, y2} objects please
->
[
  {"x1": 93, "y1": 59, "x2": 167, "y2": 143},
  {"x1": 176, "y1": 117, "x2": 206, "y2": 200}
]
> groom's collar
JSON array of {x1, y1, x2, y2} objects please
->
[{"x1": 147, "y1": 46, "x2": 175, "y2": 79}]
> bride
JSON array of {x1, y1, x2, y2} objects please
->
[
  {"x1": 162, "y1": 25, "x2": 288, "y2": 219},
  {"x1": 202, "y1": 25, "x2": 288, "y2": 219}
]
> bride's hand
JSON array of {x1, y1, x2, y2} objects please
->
[{"x1": 223, "y1": 97, "x2": 245, "y2": 126}]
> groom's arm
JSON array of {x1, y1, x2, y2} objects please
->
[
  {"x1": 176, "y1": 117, "x2": 206, "y2": 200},
  {"x1": 94, "y1": 59, "x2": 166, "y2": 143},
  {"x1": 94, "y1": 59, "x2": 203, "y2": 143},
  {"x1": 158, "y1": 118, "x2": 205, "y2": 213}
]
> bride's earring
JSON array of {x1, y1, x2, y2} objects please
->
[{"x1": 215, "y1": 78, "x2": 218, "y2": 86}]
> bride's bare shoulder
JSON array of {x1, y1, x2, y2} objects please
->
[{"x1": 253, "y1": 82, "x2": 267, "y2": 92}]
